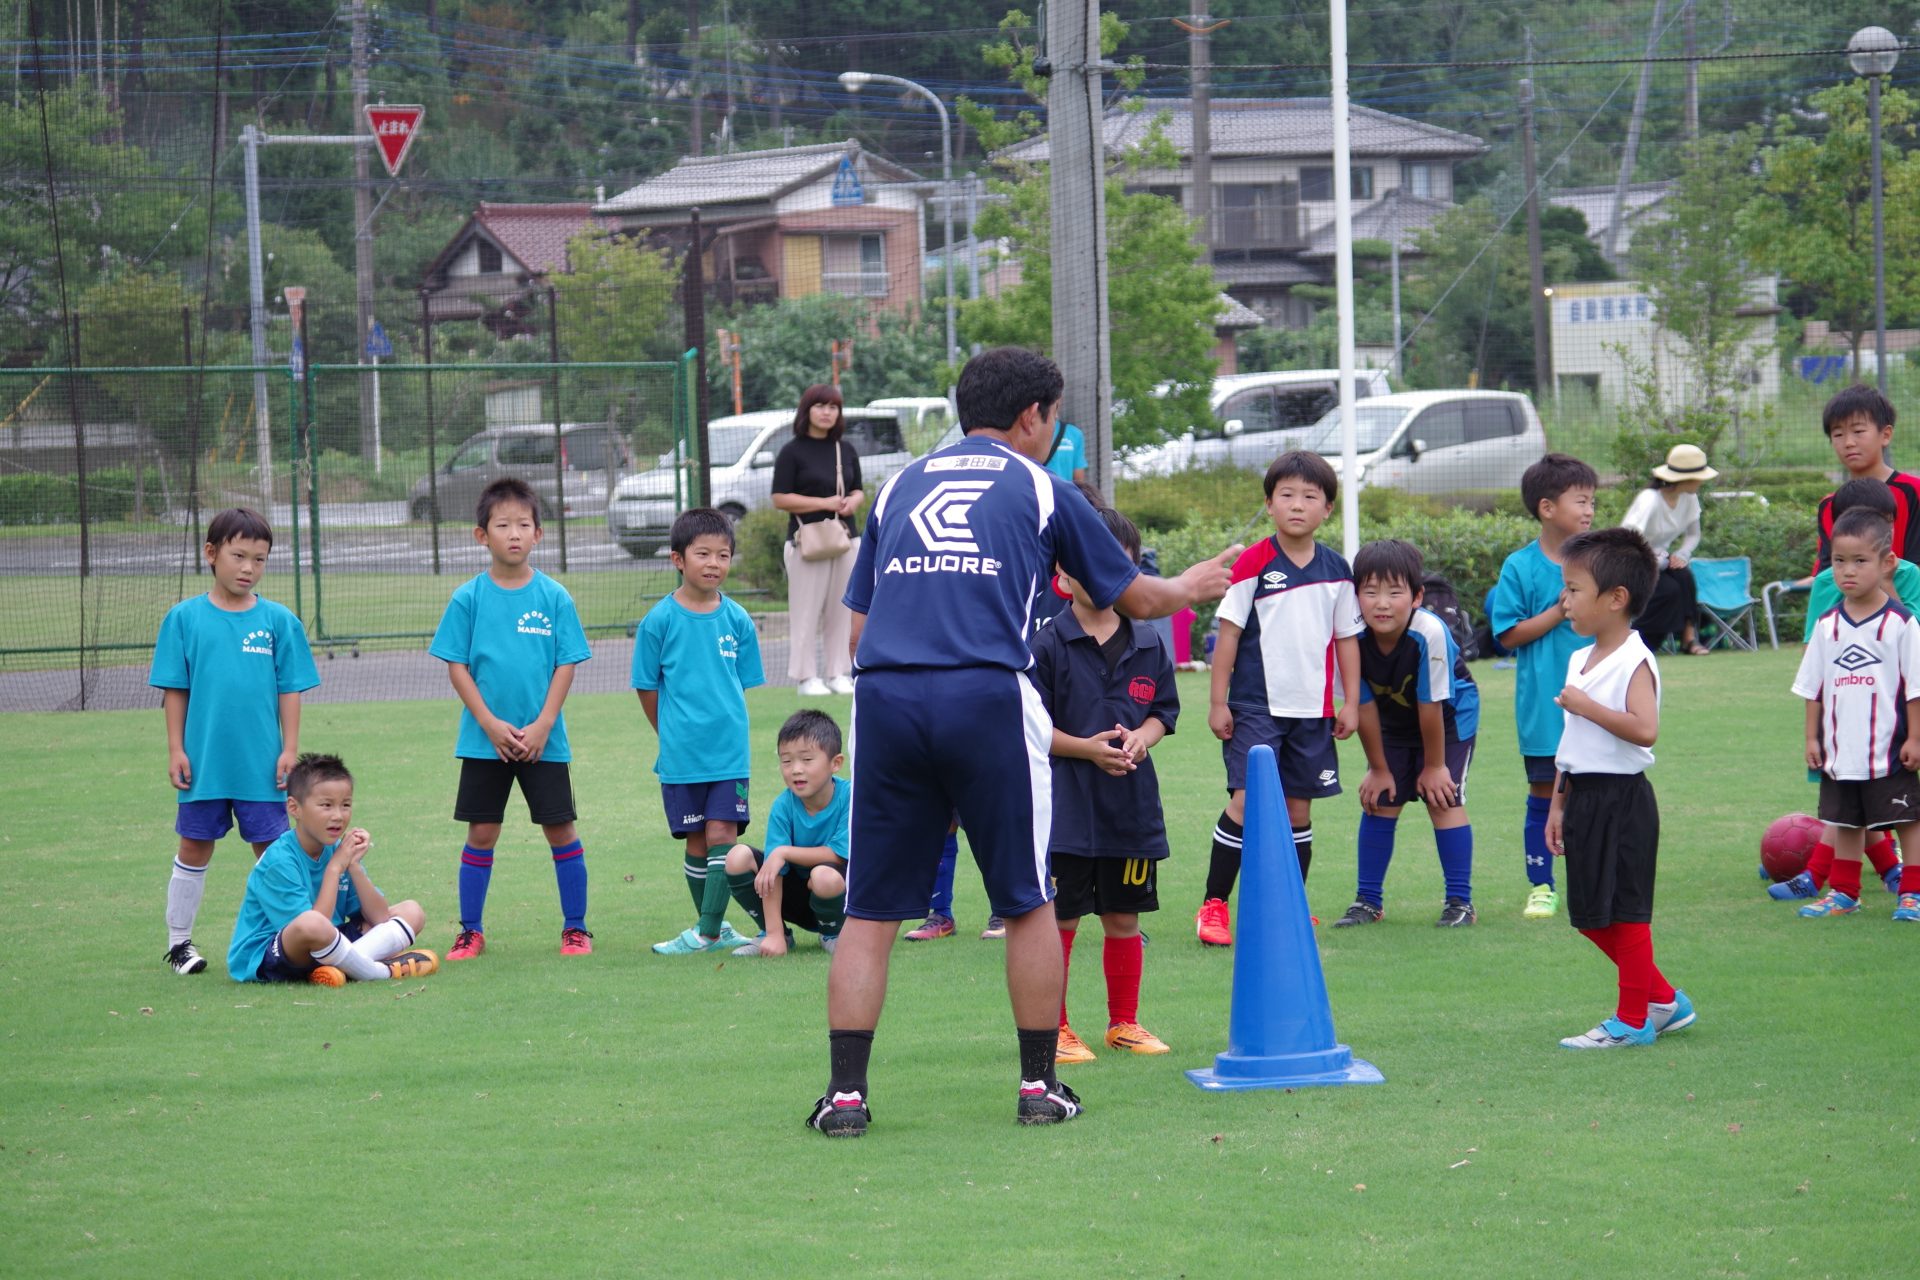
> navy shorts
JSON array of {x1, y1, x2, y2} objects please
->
[
  {"x1": 1375, "y1": 737, "x2": 1474, "y2": 809},
  {"x1": 454, "y1": 759, "x2": 577, "y2": 826},
  {"x1": 1523, "y1": 753, "x2": 1558, "y2": 785},
  {"x1": 738, "y1": 846, "x2": 839, "y2": 934},
  {"x1": 661, "y1": 779, "x2": 751, "y2": 838},
  {"x1": 846, "y1": 667, "x2": 1053, "y2": 921},
  {"x1": 1223, "y1": 712, "x2": 1341, "y2": 800},
  {"x1": 255, "y1": 931, "x2": 317, "y2": 983},
  {"x1": 176, "y1": 799, "x2": 287, "y2": 843}
]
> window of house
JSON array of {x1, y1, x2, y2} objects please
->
[
  {"x1": 1299, "y1": 167, "x2": 1374, "y2": 201},
  {"x1": 1403, "y1": 162, "x2": 1434, "y2": 198},
  {"x1": 476, "y1": 240, "x2": 503, "y2": 274},
  {"x1": 825, "y1": 234, "x2": 887, "y2": 297}
]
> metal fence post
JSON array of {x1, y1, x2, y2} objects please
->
[
  {"x1": 547, "y1": 285, "x2": 568, "y2": 572},
  {"x1": 299, "y1": 307, "x2": 324, "y2": 641},
  {"x1": 181, "y1": 305, "x2": 203, "y2": 570},
  {"x1": 420, "y1": 289, "x2": 441, "y2": 574},
  {"x1": 286, "y1": 368, "x2": 304, "y2": 623}
]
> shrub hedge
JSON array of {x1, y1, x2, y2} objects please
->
[{"x1": 0, "y1": 468, "x2": 142, "y2": 525}]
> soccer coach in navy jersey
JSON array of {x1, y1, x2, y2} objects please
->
[{"x1": 806, "y1": 348, "x2": 1239, "y2": 1136}]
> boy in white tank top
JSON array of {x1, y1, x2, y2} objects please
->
[{"x1": 1545, "y1": 528, "x2": 1697, "y2": 1049}]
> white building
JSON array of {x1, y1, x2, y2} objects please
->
[{"x1": 1549, "y1": 278, "x2": 1781, "y2": 406}]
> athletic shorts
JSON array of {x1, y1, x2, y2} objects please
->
[
  {"x1": 176, "y1": 798, "x2": 288, "y2": 844},
  {"x1": 1375, "y1": 737, "x2": 1474, "y2": 809},
  {"x1": 255, "y1": 931, "x2": 319, "y2": 983},
  {"x1": 845, "y1": 666, "x2": 1054, "y2": 921},
  {"x1": 737, "y1": 846, "x2": 838, "y2": 934},
  {"x1": 1818, "y1": 773, "x2": 1920, "y2": 830},
  {"x1": 1223, "y1": 712, "x2": 1340, "y2": 799},
  {"x1": 1559, "y1": 771, "x2": 1659, "y2": 930},
  {"x1": 453, "y1": 758, "x2": 576, "y2": 826},
  {"x1": 1052, "y1": 852, "x2": 1159, "y2": 919},
  {"x1": 1523, "y1": 753, "x2": 1558, "y2": 785},
  {"x1": 660, "y1": 779, "x2": 751, "y2": 838}
]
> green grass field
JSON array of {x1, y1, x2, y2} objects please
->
[{"x1": 3, "y1": 648, "x2": 1913, "y2": 1276}]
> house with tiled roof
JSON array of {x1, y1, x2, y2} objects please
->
[
  {"x1": 419, "y1": 203, "x2": 615, "y2": 324},
  {"x1": 999, "y1": 97, "x2": 1487, "y2": 331}
]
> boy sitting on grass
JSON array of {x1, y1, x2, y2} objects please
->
[
  {"x1": 227, "y1": 753, "x2": 439, "y2": 985},
  {"x1": 723, "y1": 709, "x2": 849, "y2": 956}
]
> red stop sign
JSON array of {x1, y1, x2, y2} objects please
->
[{"x1": 365, "y1": 105, "x2": 424, "y2": 176}]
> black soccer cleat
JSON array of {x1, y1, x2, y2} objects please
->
[
  {"x1": 165, "y1": 941, "x2": 209, "y2": 974},
  {"x1": 1016, "y1": 1078, "x2": 1084, "y2": 1125},
  {"x1": 806, "y1": 1090, "x2": 871, "y2": 1137},
  {"x1": 1330, "y1": 901, "x2": 1383, "y2": 929},
  {"x1": 1435, "y1": 898, "x2": 1476, "y2": 928}
]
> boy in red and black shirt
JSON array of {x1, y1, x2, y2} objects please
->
[{"x1": 1812, "y1": 384, "x2": 1920, "y2": 572}]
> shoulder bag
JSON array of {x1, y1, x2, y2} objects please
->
[{"x1": 794, "y1": 441, "x2": 853, "y2": 561}]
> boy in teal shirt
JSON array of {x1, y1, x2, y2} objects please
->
[
  {"x1": 150, "y1": 507, "x2": 318, "y2": 976},
  {"x1": 634, "y1": 507, "x2": 767, "y2": 954},
  {"x1": 1490, "y1": 453, "x2": 1597, "y2": 920},
  {"x1": 429, "y1": 478, "x2": 595, "y2": 963},
  {"x1": 723, "y1": 709, "x2": 850, "y2": 956}
]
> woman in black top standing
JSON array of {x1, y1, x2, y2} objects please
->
[{"x1": 771, "y1": 384, "x2": 864, "y2": 696}]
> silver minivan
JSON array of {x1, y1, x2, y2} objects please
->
[
  {"x1": 407, "y1": 422, "x2": 632, "y2": 523},
  {"x1": 1303, "y1": 390, "x2": 1547, "y2": 494},
  {"x1": 1119, "y1": 369, "x2": 1395, "y2": 478}
]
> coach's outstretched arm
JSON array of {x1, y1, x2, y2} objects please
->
[{"x1": 1115, "y1": 544, "x2": 1241, "y2": 620}]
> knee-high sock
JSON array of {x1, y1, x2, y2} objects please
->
[
  {"x1": 1902, "y1": 863, "x2": 1920, "y2": 893},
  {"x1": 1058, "y1": 927, "x2": 1077, "y2": 1028},
  {"x1": 352, "y1": 917, "x2": 415, "y2": 961},
  {"x1": 683, "y1": 852, "x2": 707, "y2": 911},
  {"x1": 551, "y1": 840, "x2": 587, "y2": 931},
  {"x1": 1204, "y1": 813, "x2": 1243, "y2": 901},
  {"x1": 1581, "y1": 923, "x2": 1672, "y2": 1026},
  {"x1": 166, "y1": 858, "x2": 208, "y2": 946},
  {"x1": 1291, "y1": 825, "x2": 1314, "y2": 882},
  {"x1": 828, "y1": 1028, "x2": 874, "y2": 1098},
  {"x1": 726, "y1": 869, "x2": 766, "y2": 931},
  {"x1": 810, "y1": 887, "x2": 846, "y2": 939},
  {"x1": 310, "y1": 929, "x2": 390, "y2": 981},
  {"x1": 929, "y1": 833, "x2": 959, "y2": 917},
  {"x1": 1806, "y1": 841, "x2": 1835, "y2": 889},
  {"x1": 458, "y1": 845, "x2": 493, "y2": 933},
  {"x1": 1355, "y1": 814, "x2": 1397, "y2": 907},
  {"x1": 1524, "y1": 795, "x2": 1554, "y2": 887},
  {"x1": 1104, "y1": 934, "x2": 1144, "y2": 1026},
  {"x1": 698, "y1": 850, "x2": 731, "y2": 935},
  {"x1": 1865, "y1": 832, "x2": 1899, "y2": 877},
  {"x1": 1830, "y1": 857, "x2": 1863, "y2": 900},
  {"x1": 1435, "y1": 824, "x2": 1474, "y2": 902}
]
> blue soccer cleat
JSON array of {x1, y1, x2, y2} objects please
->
[
  {"x1": 1767, "y1": 871, "x2": 1819, "y2": 900},
  {"x1": 1885, "y1": 864, "x2": 1905, "y2": 895},
  {"x1": 1757, "y1": 862, "x2": 1771, "y2": 882},
  {"x1": 1894, "y1": 893, "x2": 1920, "y2": 922},
  {"x1": 1648, "y1": 989, "x2": 1696, "y2": 1035},
  {"x1": 1559, "y1": 1016, "x2": 1657, "y2": 1050},
  {"x1": 1798, "y1": 890, "x2": 1860, "y2": 918}
]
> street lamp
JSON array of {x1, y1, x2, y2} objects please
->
[
  {"x1": 840, "y1": 69, "x2": 957, "y2": 365},
  {"x1": 1850, "y1": 26, "x2": 1900, "y2": 394}
]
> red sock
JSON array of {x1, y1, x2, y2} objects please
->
[
  {"x1": 1058, "y1": 927, "x2": 1077, "y2": 1029},
  {"x1": 1606, "y1": 922, "x2": 1657, "y2": 1028},
  {"x1": 1580, "y1": 925, "x2": 1621, "y2": 963},
  {"x1": 1806, "y1": 841, "x2": 1835, "y2": 889},
  {"x1": 1865, "y1": 832, "x2": 1899, "y2": 877},
  {"x1": 1103, "y1": 934, "x2": 1144, "y2": 1026},
  {"x1": 1902, "y1": 864, "x2": 1920, "y2": 894},
  {"x1": 1830, "y1": 858, "x2": 1863, "y2": 899}
]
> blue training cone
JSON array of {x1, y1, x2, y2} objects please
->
[{"x1": 1187, "y1": 744, "x2": 1384, "y2": 1091}]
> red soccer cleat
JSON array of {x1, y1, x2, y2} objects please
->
[
  {"x1": 1195, "y1": 898, "x2": 1233, "y2": 946},
  {"x1": 447, "y1": 929, "x2": 486, "y2": 962},
  {"x1": 560, "y1": 927, "x2": 594, "y2": 956}
]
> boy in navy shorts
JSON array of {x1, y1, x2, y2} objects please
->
[
  {"x1": 723, "y1": 709, "x2": 849, "y2": 956},
  {"x1": 1491, "y1": 453, "x2": 1596, "y2": 921},
  {"x1": 227, "y1": 753, "x2": 438, "y2": 985},
  {"x1": 634, "y1": 507, "x2": 766, "y2": 955},
  {"x1": 430, "y1": 478, "x2": 595, "y2": 962},
  {"x1": 150, "y1": 507, "x2": 318, "y2": 975},
  {"x1": 1031, "y1": 499, "x2": 1180, "y2": 1064},
  {"x1": 1337, "y1": 539, "x2": 1479, "y2": 929},
  {"x1": 1196, "y1": 450, "x2": 1364, "y2": 946}
]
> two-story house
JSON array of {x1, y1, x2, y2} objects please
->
[
  {"x1": 419, "y1": 202, "x2": 616, "y2": 331},
  {"x1": 998, "y1": 97, "x2": 1486, "y2": 330}
]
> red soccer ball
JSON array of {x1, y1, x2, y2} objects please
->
[{"x1": 1759, "y1": 812, "x2": 1823, "y2": 882}]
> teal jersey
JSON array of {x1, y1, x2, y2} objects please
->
[
  {"x1": 1044, "y1": 422, "x2": 1086, "y2": 481},
  {"x1": 1490, "y1": 540, "x2": 1585, "y2": 758},
  {"x1": 1803, "y1": 559, "x2": 1920, "y2": 641},
  {"x1": 148, "y1": 594, "x2": 319, "y2": 803},
  {"x1": 429, "y1": 572, "x2": 592, "y2": 761},
  {"x1": 764, "y1": 776, "x2": 850, "y2": 866},
  {"x1": 631, "y1": 593, "x2": 765, "y2": 783},
  {"x1": 227, "y1": 828, "x2": 364, "y2": 981}
]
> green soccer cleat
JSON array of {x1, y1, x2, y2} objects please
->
[
  {"x1": 652, "y1": 927, "x2": 723, "y2": 955},
  {"x1": 1523, "y1": 885, "x2": 1559, "y2": 919}
]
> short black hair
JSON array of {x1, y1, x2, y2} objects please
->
[
  {"x1": 1822, "y1": 383, "x2": 1896, "y2": 435},
  {"x1": 477, "y1": 477, "x2": 541, "y2": 528},
  {"x1": 956, "y1": 347, "x2": 1063, "y2": 433},
  {"x1": 1830, "y1": 476, "x2": 1898, "y2": 521},
  {"x1": 286, "y1": 751, "x2": 352, "y2": 800},
  {"x1": 1352, "y1": 538, "x2": 1425, "y2": 593},
  {"x1": 205, "y1": 507, "x2": 273, "y2": 550},
  {"x1": 670, "y1": 507, "x2": 735, "y2": 556},
  {"x1": 778, "y1": 708, "x2": 843, "y2": 758},
  {"x1": 1264, "y1": 449, "x2": 1339, "y2": 502},
  {"x1": 1562, "y1": 526, "x2": 1658, "y2": 619},
  {"x1": 1521, "y1": 452, "x2": 1599, "y2": 521},
  {"x1": 1832, "y1": 506, "x2": 1894, "y2": 556}
]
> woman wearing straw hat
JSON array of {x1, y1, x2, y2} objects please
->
[{"x1": 1623, "y1": 443, "x2": 1719, "y2": 654}]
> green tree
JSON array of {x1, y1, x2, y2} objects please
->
[
  {"x1": 705, "y1": 293, "x2": 945, "y2": 412},
  {"x1": 551, "y1": 229, "x2": 680, "y2": 364},
  {"x1": 1743, "y1": 80, "x2": 1920, "y2": 371}
]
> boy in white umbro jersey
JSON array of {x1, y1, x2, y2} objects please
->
[{"x1": 1792, "y1": 507, "x2": 1920, "y2": 922}]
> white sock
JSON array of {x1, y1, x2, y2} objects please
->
[
  {"x1": 166, "y1": 859, "x2": 207, "y2": 946},
  {"x1": 351, "y1": 917, "x2": 415, "y2": 962},
  {"x1": 310, "y1": 930, "x2": 391, "y2": 981}
]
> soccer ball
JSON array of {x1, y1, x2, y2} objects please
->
[{"x1": 1759, "y1": 812, "x2": 1823, "y2": 882}]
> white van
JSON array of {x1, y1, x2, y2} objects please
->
[
  {"x1": 1119, "y1": 368, "x2": 1395, "y2": 478},
  {"x1": 865, "y1": 396, "x2": 955, "y2": 455},
  {"x1": 1301, "y1": 390, "x2": 1547, "y2": 494}
]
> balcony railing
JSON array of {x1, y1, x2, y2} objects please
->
[
  {"x1": 1211, "y1": 206, "x2": 1304, "y2": 250},
  {"x1": 823, "y1": 270, "x2": 890, "y2": 298}
]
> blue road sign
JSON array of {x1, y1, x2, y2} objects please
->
[
  {"x1": 289, "y1": 334, "x2": 305, "y2": 377},
  {"x1": 365, "y1": 320, "x2": 393, "y2": 359},
  {"x1": 831, "y1": 154, "x2": 864, "y2": 207}
]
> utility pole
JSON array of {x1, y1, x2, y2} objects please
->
[
  {"x1": 1174, "y1": 15, "x2": 1227, "y2": 254},
  {"x1": 686, "y1": 0, "x2": 702, "y2": 156},
  {"x1": 1049, "y1": 0, "x2": 1114, "y2": 497},
  {"x1": 1683, "y1": 0, "x2": 1699, "y2": 140},
  {"x1": 1604, "y1": 0, "x2": 1666, "y2": 265},
  {"x1": 1521, "y1": 41, "x2": 1551, "y2": 399},
  {"x1": 350, "y1": 0, "x2": 377, "y2": 461}
]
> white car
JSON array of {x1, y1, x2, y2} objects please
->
[
  {"x1": 1118, "y1": 369, "x2": 1395, "y2": 479},
  {"x1": 606, "y1": 408, "x2": 914, "y2": 557},
  {"x1": 1302, "y1": 390, "x2": 1547, "y2": 494},
  {"x1": 864, "y1": 396, "x2": 955, "y2": 455}
]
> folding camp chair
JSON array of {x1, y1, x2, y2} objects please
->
[
  {"x1": 1691, "y1": 556, "x2": 1758, "y2": 652},
  {"x1": 1761, "y1": 578, "x2": 1807, "y2": 650}
]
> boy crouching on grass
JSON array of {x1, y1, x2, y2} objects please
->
[
  {"x1": 723, "y1": 709, "x2": 849, "y2": 956},
  {"x1": 227, "y1": 754, "x2": 439, "y2": 985},
  {"x1": 1546, "y1": 529, "x2": 1694, "y2": 1048}
]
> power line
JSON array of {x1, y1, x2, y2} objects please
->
[{"x1": 1139, "y1": 43, "x2": 1916, "y2": 73}]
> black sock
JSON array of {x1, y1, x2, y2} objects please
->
[
  {"x1": 1017, "y1": 1026, "x2": 1057, "y2": 1085},
  {"x1": 1205, "y1": 812, "x2": 1244, "y2": 902},
  {"x1": 828, "y1": 1029, "x2": 874, "y2": 1097},
  {"x1": 1293, "y1": 825, "x2": 1314, "y2": 882}
]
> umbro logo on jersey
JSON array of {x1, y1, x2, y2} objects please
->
[
  {"x1": 1834, "y1": 644, "x2": 1881, "y2": 673},
  {"x1": 1261, "y1": 568, "x2": 1288, "y2": 590},
  {"x1": 909, "y1": 480, "x2": 993, "y2": 552}
]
